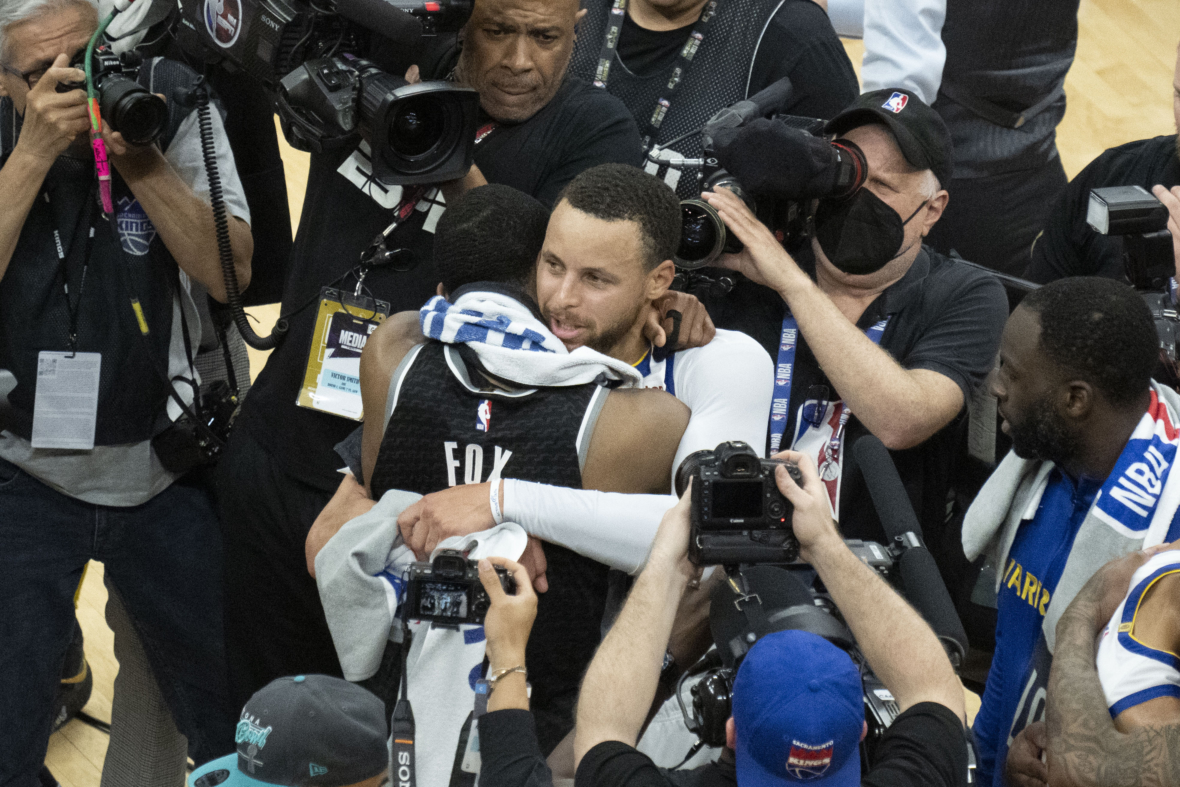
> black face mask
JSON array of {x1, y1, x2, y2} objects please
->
[{"x1": 814, "y1": 189, "x2": 927, "y2": 276}]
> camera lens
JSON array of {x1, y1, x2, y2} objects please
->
[
  {"x1": 100, "y1": 77, "x2": 166, "y2": 146},
  {"x1": 676, "y1": 200, "x2": 726, "y2": 270},
  {"x1": 388, "y1": 95, "x2": 445, "y2": 158}
]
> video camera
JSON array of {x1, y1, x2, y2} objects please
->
[
  {"x1": 401, "y1": 549, "x2": 515, "y2": 626},
  {"x1": 677, "y1": 441, "x2": 802, "y2": 565},
  {"x1": 1087, "y1": 186, "x2": 1180, "y2": 365},
  {"x1": 58, "y1": 47, "x2": 168, "y2": 146},
  {"x1": 174, "y1": 0, "x2": 480, "y2": 185},
  {"x1": 667, "y1": 79, "x2": 867, "y2": 270}
]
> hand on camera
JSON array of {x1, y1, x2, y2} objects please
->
[
  {"x1": 397, "y1": 484, "x2": 550, "y2": 591},
  {"x1": 702, "y1": 187, "x2": 802, "y2": 293},
  {"x1": 1150, "y1": 185, "x2": 1180, "y2": 278},
  {"x1": 645, "y1": 483, "x2": 700, "y2": 585},
  {"x1": 479, "y1": 556, "x2": 536, "y2": 670},
  {"x1": 1004, "y1": 721, "x2": 1047, "y2": 787},
  {"x1": 645, "y1": 291, "x2": 715, "y2": 350},
  {"x1": 14, "y1": 54, "x2": 89, "y2": 164},
  {"x1": 770, "y1": 450, "x2": 839, "y2": 561}
]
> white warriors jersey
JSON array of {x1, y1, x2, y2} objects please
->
[{"x1": 1095, "y1": 550, "x2": 1180, "y2": 718}]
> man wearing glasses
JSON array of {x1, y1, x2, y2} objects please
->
[
  {"x1": 697, "y1": 89, "x2": 1007, "y2": 548},
  {"x1": 0, "y1": 0, "x2": 253, "y2": 782}
]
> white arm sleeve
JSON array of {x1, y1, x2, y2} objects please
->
[
  {"x1": 671, "y1": 330, "x2": 774, "y2": 469},
  {"x1": 861, "y1": 0, "x2": 947, "y2": 105},
  {"x1": 826, "y1": 0, "x2": 865, "y2": 39},
  {"x1": 501, "y1": 480, "x2": 675, "y2": 575},
  {"x1": 164, "y1": 99, "x2": 252, "y2": 225}
]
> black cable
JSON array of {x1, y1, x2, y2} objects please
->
[
  {"x1": 76, "y1": 711, "x2": 111, "y2": 734},
  {"x1": 192, "y1": 78, "x2": 288, "y2": 350}
]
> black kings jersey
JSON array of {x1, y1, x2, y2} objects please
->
[{"x1": 370, "y1": 342, "x2": 610, "y2": 752}]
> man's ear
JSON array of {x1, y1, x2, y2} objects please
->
[
  {"x1": 436, "y1": 282, "x2": 447, "y2": 297},
  {"x1": 646, "y1": 259, "x2": 676, "y2": 300},
  {"x1": 725, "y1": 717, "x2": 736, "y2": 750},
  {"x1": 919, "y1": 189, "x2": 950, "y2": 237},
  {"x1": 1063, "y1": 380, "x2": 1095, "y2": 420}
]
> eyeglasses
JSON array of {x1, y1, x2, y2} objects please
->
[{"x1": 1, "y1": 61, "x2": 53, "y2": 89}]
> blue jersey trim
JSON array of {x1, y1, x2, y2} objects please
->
[
  {"x1": 1109, "y1": 684, "x2": 1180, "y2": 719},
  {"x1": 1118, "y1": 566, "x2": 1180, "y2": 670}
]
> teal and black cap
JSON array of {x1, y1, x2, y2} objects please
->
[
  {"x1": 190, "y1": 675, "x2": 388, "y2": 787},
  {"x1": 825, "y1": 88, "x2": 953, "y2": 187}
]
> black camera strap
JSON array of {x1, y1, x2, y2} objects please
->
[
  {"x1": 392, "y1": 623, "x2": 417, "y2": 787},
  {"x1": 46, "y1": 182, "x2": 99, "y2": 355},
  {"x1": 593, "y1": 0, "x2": 724, "y2": 151}
]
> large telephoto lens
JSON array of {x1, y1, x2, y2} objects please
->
[
  {"x1": 99, "y1": 76, "x2": 167, "y2": 146},
  {"x1": 676, "y1": 200, "x2": 728, "y2": 269},
  {"x1": 357, "y1": 64, "x2": 480, "y2": 186}
]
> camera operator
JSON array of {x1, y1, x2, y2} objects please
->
[
  {"x1": 571, "y1": 454, "x2": 969, "y2": 787},
  {"x1": 1026, "y1": 39, "x2": 1180, "y2": 284},
  {"x1": 859, "y1": 0, "x2": 1079, "y2": 277},
  {"x1": 567, "y1": 0, "x2": 857, "y2": 199},
  {"x1": 1029, "y1": 544, "x2": 1180, "y2": 787},
  {"x1": 697, "y1": 89, "x2": 1007, "y2": 545},
  {"x1": 216, "y1": 0, "x2": 644, "y2": 710},
  {"x1": 0, "y1": 0, "x2": 253, "y2": 778},
  {"x1": 962, "y1": 277, "x2": 1180, "y2": 787}
]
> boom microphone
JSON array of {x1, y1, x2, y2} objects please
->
[
  {"x1": 853, "y1": 436, "x2": 968, "y2": 663},
  {"x1": 701, "y1": 77, "x2": 794, "y2": 151}
]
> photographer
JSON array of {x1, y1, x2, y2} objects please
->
[
  {"x1": 697, "y1": 89, "x2": 1007, "y2": 545},
  {"x1": 567, "y1": 0, "x2": 857, "y2": 198},
  {"x1": 0, "y1": 0, "x2": 253, "y2": 778},
  {"x1": 572, "y1": 454, "x2": 969, "y2": 786},
  {"x1": 216, "y1": 0, "x2": 645, "y2": 710},
  {"x1": 1025, "y1": 39, "x2": 1180, "y2": 284}
]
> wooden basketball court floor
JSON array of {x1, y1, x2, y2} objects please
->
[{"x1": 43, "y1": 0, "x2": 1180, "y2": 782}]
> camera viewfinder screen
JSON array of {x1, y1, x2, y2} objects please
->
[
  {"x1": 418, "y1": 581, "x2": 469, "y2": 619},
  {"x1": 710, "y1": 479, "x2": 763, "y2": 521}
]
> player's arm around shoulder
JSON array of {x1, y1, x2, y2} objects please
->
[
  {"x1": 581, "y1": 388, "x2": 690, "y2": 494},
  {"x1": 359, "y1": 310, "x2": 426, "y2": 490}
]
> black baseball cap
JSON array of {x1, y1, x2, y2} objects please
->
[
  {"x1": 189, "y1": 675, "x2": 389, "y2": 787},
  {"x1": 825, "y1": 88, "x2": 953, "y2": 187}
]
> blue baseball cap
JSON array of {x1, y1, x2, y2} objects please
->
[
  {"x1": 189, "y1": 675, "x2": 389, "y2": 787},
  {"x1": 732, "y1": 630, "x2": 864, "y2": 786}
]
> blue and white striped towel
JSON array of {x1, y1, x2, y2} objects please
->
[{"x1": 419, "y1": 290, "x2": 641, "y2": 388}]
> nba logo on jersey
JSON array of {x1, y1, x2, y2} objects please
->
[
  {"x1": 882, "y1": 92, "x2": 908, "y2": 113},
  {"x1": 476, "y1": 399, "x2": 492, "y2": 432}
]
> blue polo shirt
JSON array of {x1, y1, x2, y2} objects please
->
[{"x1": 973, "y1": 468, "x2": 1099, "y2": 787}]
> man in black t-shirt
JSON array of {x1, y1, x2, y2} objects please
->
[
  {"x1": 214, "y1": 0, "x2": 642, "y2": 709},
  {"x1": 1026, "y1": 41, "x2": 1180, "y2": 284},
  {"x1": 696, "y1": 89, "x2": 1007, "y2": 546},
  {"x1": 567, "y1": 0, "x2": 858, "y2": 199},
  {"x1": 562, "y1": 453, "x2": 970, "y2": 787}
]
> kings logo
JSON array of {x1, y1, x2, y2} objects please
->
[
  {"x1": 786, "y1": 740, "x2": 834, "y2": 779},
  {"x1": 476, "y1": 399, "x2": 492, "y2": 433},
  {"x1": 116, "y1": 197, "x2": 156, "y2": 256}
]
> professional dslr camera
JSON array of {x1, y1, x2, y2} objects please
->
[
  {"x1": 401, "y1": 549, "x2": 515, "y2": 626},
  {"x1": 174, "y1": 0, "x2": 480, "y2": 185},
  {"x1": 668, "y1": 79, "x2": 867, "y2": 270},
  {"x1": 58, "y1": 46, "x2": 168, "y2": 146},
  {"x1": 677, "y1": 441, "x2": 803, "y2": 565},
  {"x1": 1087, "y1": 186, "x2": 1180, "y2": 365}
]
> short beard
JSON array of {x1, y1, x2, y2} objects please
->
[
  {"x1": 1009, "y1": 397, "x2": 1080, "y2": 466},
  {"x1": 584, "y1": 300, "x2": 644, "y2": 356}
]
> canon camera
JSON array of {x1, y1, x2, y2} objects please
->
[{"x1": 402, "y1": 549, "x2": 516, "y2": 626}]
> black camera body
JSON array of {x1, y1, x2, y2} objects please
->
[
  {"x1": 175, "y1": 0, "x2": 480, "y2": 185},
  {"x1": 59, "y1": 47, "x2": 168, "y2": 146},
  {"x1": 1087, "y1": 186, "x2": 1180, "y2": 365},
  {"x1": 152, "y1": 380, "x2": 240, "y2": 474},
  {"x1": 687, "y1": 441, "x2": 802, "y2": 566},
  {"x1": 402, "y1": 549, "x2": 516, "y2": 626}
]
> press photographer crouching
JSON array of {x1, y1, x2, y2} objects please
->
[
  {"x1": 689, "y1": 89, "x2": 1007, "y2": 547},
  {"x1": 472, "y1": 453, "x2": 971, "y2": 787},
  {"x1": 0, "y1": 0, "x2": 252, "y2": 777}
]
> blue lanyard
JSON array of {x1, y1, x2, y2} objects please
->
[{"x1": 768, "y1": 313, "x2": 890, "y2": 453}]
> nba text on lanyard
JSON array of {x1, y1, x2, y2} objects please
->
[
  {"x1": 594, "y1": 0, "x2": 721, "y2": 152},
  {"x1": 768, "y1": 314, "x2": 890, "y2": 454}
]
